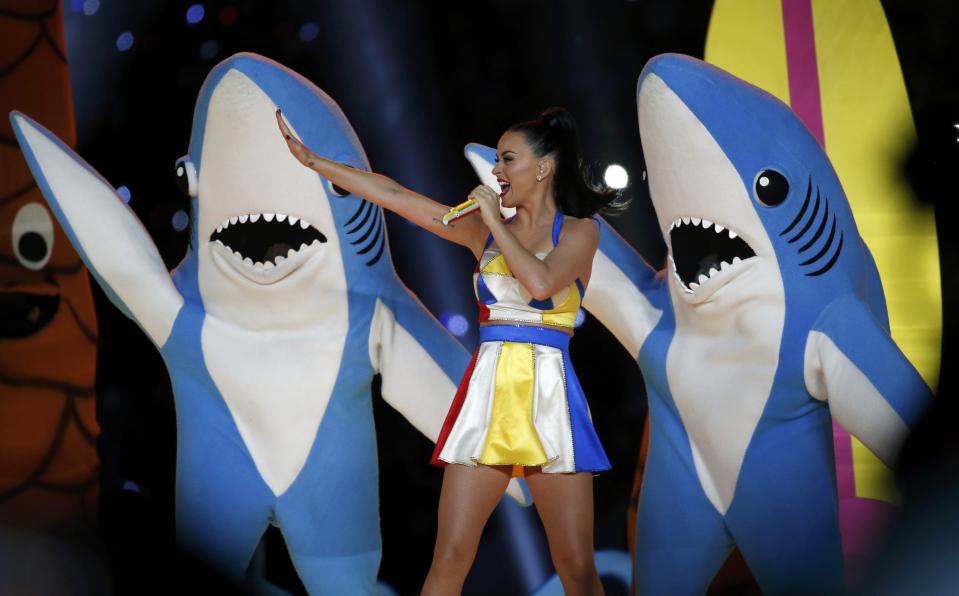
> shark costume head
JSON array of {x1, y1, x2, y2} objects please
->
[
  {"x1": 11, "y1": 52, "x2": 473, "y2": 593},
  {"x1": 174, "y1": 53, "x2": 393, "y2": 330},
  {"x1": 639, "y1": 54, "x2": 875, "y2": 317},
  {"x1": 524, "y1": 53, "x2": 933, "y2": 594}
]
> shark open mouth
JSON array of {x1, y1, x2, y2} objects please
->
[
  {"x1": 209, "y1": 212, "x2": 327, "y2": 270},
  {"x1": 668, "y1": 217, "x2": 756, "y2": 293},
  {"x1": 0, "y1": 292, "x2": 60, "y2": 338}
]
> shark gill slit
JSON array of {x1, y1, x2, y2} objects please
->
[
  {"x1": 351, "y1": 207, "x2": 381, "y2": 247},
  {"x1": 780, "y1": 177, "x2": 812, "y2": 236},
  {"x1": 787, "y1": 186, "x2": 820, "y2": 244},
  {"x1": 345, "y1": 200, "x2": 368, "y2": 227},
  {"x1": 798, "y1": 198, "x2": 830, "y2": 253},
  {"x1": 806, "y1": 232, "x2": 844, "y2": 276},
  {"x1": 346, "y1": 201, "x2": 373, "y2": 234},
  {"x1": 364, "y1": 223, "x2": 386, "y2": 266},
  {"x1": 799, "y1": 214, "x2": 838, "y2": 266}
]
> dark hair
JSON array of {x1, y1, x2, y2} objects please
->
[{"x1": 508, "y1": 107, "x2": 630, "y2": 218}]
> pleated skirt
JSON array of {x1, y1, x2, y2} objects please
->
[{"x1": 431, "y1": 324, "x2": 610, "y2": 475}]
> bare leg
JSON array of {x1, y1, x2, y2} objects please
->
[
  {"x1": 525, "y1": 471, "x2": 604, "y2": 596},
  {"x1": 421, "y1": 464, "x2": 511, "y2": 596}
]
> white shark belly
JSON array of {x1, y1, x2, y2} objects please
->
[
  {"x1": 667, "y1": 283, "x2": 785, "y2": 514},
  {"x1": 201, "y1": 317, "x2": 348, "y2": 496}
]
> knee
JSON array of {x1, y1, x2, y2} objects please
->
[
  {"x1": 552, "y1": 548, "x2": 597, "y2": 583},
  {"x1": 431, "y1": 541, "x2": 477, "y2": 576}
]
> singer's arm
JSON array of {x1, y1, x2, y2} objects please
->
[{"x1": 277, "y1": 110, "x2": 488, "y2": 255}]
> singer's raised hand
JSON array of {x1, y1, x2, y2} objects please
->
[{"x1": 276, "y1": 109, "x2": 317, "y2": 167}]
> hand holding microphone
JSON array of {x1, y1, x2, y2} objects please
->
[{"x1": 442, "y1": 185, "x2": 502, "y2": 226}]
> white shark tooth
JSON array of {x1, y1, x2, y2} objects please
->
[
  {"x1": 715, "y1": 223, "x2": 725, "y2": 233},
  {"x1": 263, "y1": 261, "x2": 275, "y2": 270},
  {"x1": 239, "y1": 214, "x2": 249, "y2": 224},
  {"x1": 216, "y1": 224, "x2": 223, "y2": 233},
  {"x1": 232, "y1": 250, "x2": 243, "y2": 261},
  {"x1": 728, "y1": 229, "x2": 738, "y2": 239},
  {"x1": 310, "y1": 238, "x2": 321, "y2": 247},
  {"x1": 288, "y1": 216, "x2": 299, "y2": 226},
  {"x1": 702, "y1": 219, "x2": 712, "y2": 228},
  {"x1": 276, "y1": 213, "x2": 287, "y2": 222},
  {"x1": 275, "y1": 255, "x2": 286, "y2": 265},
  {"x1": 720, "y1": 260, "x2": 731, "y2": 271},
  {"x1": 691, "y1": 217, "x2": 701, "y2": 226},
  {"x1": 243, "y1": 257, "x2": 253, "y2": 266},
  {"x1": 682, "y1": 217, "x2": 690, "y2": 225},
  {"x1": 688, "y1": 282, "x2": 699, "y2": 291},
  {"x1": 732, "y1": 256, "x2": 742, "y2": 265},
  {"x1": 709, "y1": 267, "x2": 720, "y2": 278},
  {"x1": 299, "y1": 219, "x2": 309, "y2": 230},
  {"x1": 253, "y1": 261, "x2": 264, "y2": 270},
  {"x1": 698, "y1": 274, "x2": 708, "y2": 285},
  {"x1": 299, "y1": 242, "x2": 309, "y2": 251},
  {"x1": 250, "y1": 213, "x2": 261, "y2": 223},
  {"x1": 230, "y1": 216, "x2": 238, "y2": 225},
  {"x1": 264, "y1": 212, "x2": 275, "y2": 222},
  {"x1": 287, "y1": 248, "x2": 297, "y2": 258},
  {"x1": 214, "y1": 238, "x2": 224, "y2": 246}
]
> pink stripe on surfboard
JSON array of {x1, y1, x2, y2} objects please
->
[
  {"x1": 782, "y1": 0, "x2": 894, "y2": 584},
  {"x1": 782, "y1": 0, "x2": 825, "y2": 145}
]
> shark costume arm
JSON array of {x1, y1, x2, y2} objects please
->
[
  {"x1": 804, "y1": 296, "x2": 933, "y2": 466},
  {"x1": 370, "y1": 285, "x2": 533, "y2": 506},
  {"x1": 10, "y1": 112, "x2": 183, "y2": 346},
  {"x1": 583, "y1": 220, "x2": 665, "y2": 358}
]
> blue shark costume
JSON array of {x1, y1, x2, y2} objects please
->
[
  {"x1": 11, "y1": 53, "x2": 480, "y2": 593},
  {"x1": 466, "y1": 53, "x2": 932, "y2": 595}
]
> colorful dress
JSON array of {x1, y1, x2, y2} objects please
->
[{"x1": 432, "y1": 212, "x2": 610, "y2": 475}]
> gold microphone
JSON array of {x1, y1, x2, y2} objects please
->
[{"x1": 442, "y1": 196, "x2": 479, "y2": 225}]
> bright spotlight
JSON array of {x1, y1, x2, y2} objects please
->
[{"x1": 603, "y1": 164, "x2": 629, "y2": 190}]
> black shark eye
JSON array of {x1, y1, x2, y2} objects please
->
[
  {"x1": 175, "y1": 155, "x2": 198, "y2": 197},
  {"x1": 325, "y1": 163, "x2": 356, "y2": 197},
  {"x1": 326, "y1": 178, "x2": 349, "y2": 197},
  {"x1": 755, "y1": 169, "x2": 789, "y2": 206},
  {"x1": 13, "y1": 202, "x2": 54, "y2": 270}
]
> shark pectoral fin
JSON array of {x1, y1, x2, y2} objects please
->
[
  {"x1": 582, "y1": 219, "x2": 664, "y2": 358},
  {"x1": 10, "y1": 111, "x2": 184, "y2": 346},
  {"x1": 369, "y1": 292, "x2": 469, "y2": 442},
  {"x1": 805, "y1": 298, "x2": 933, "y2": 466}
]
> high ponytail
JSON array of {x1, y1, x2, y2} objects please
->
[{"x1": 508, "y1": 107, "x2": 630, "y2": 218}]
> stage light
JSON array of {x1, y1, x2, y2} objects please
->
[
  {"x1": 82, "y1": 0, "x2": 99, "y2": 16},
  {"x1": 603, "y1": 164, "x2": 628, "y2": 189},
  {"x1": 199, "y1": 39, "x2": 219, "y2": 60},
  {"x1": 115, "y1": 32, "x2": 134, "y2": 52},
  {"x1": 186, "y1": 4, "x2": 205, "y2": 25},
  {"x1": 172, "y1": 210, "x2": 190, "y2": 232},
  {"x1": 299, "y1": 22, "x2": 320, "y2": 43},
  {"x1": 116, "y1": 186, "x2": 131, "y2": 203},
  {"x1": 440, "y1": 312, "x2": 469, "y2": 337}
]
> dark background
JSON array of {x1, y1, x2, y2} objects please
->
[{"x1": 53, "y1": 0, "x2": 957, "y2": 594}]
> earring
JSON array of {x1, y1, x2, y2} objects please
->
[{"x1": 536, "y1": 174, "x2": 543, "y2": 181}]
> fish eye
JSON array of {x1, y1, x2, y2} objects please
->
[
  {"x1": 754, "y1": 169, "x2": 789, "y2": 206},
  {"x1": 326, "y1": 179, "x2": 349, "y2": 197},
  {"x1": 175, "y1": 156, "x2": 198, "y2": 197},
  {"x1": 13, "y1": 202, "x2": 54, "y2": 270}
]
